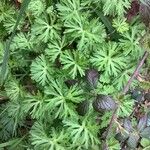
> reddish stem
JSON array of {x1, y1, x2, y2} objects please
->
[{"x1": 123, "y1": 51, "x2": 149, "y2": 94}]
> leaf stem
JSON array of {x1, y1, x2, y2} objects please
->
[
  {"x1": 123, "y1": 51, "x2": 149, "y2": 95},
  {"x1": 104, "y1": 51, "x2": 149, "y2": 143}
]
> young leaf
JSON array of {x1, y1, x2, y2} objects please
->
[
  {"x1": 140, "y1": 0, "x2": 150, "y2": 26},
  {"x1": 76, "y1": 100, "x2": 89, "y2": 116}
]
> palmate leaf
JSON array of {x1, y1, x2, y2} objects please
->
[
  {"x1": 0, "y1": 99, "x2": 27, "y2": 140},
  {"x1": 31, "y1": 15, "x2": 61, "y2": 43},
  {"x1": 100, "y1": 111, "x2": 112, "y2": 129},
  {"x1": 117, "y1": 95, "x2": 134, "y2": 117},
  {"x1": 140, "y1": 127, "x2": 150, "y2": 139},
  {"x1": 30, "y1": 54, "x2": 53, "y2": 86},
  {"x1": 45, "y1": 36, "x2": 67, "y2": 63},
  {"x1": 0, "y1": 137, "x2": 25, "y2": 150},
  {"x1": 0, "y1": 0, "x2": 15, "y2": 22},
  {"x1": 3, "y1": 14, "x2": 24, "y2": 34},
  {"x1": 27, "y1": 0, "x2": 46, "y2": 17},
  {"x1": 64, "y1": 15, "x2": 106, "y2": 50},
  {"x1": 107, "y1": 137, "x2": 121, "y2": 150},
  {"x1": 141, "y1": 138, "x2": 150, "y2": 150},
  {"x1": 101, "y1": 0, "x2": 131, "y2": 16},
  {"x1": 6, "y1": 99, "x2": 27, "y2": 134},
  {"x1": 63, "y1": 117, "x2": 100, "y2": 149},
  {"x1": 112, "y1": 17, "x2": 129, "y2": 34},
  {"x1": 60, "y1": 50, "x2": 88, "y2": 79},
  {"x1": 4, "y1": 78, "x2": 24, "y2": 101},
  {"x1": 137, "y1": 115, "x2": 147, "y2": 133},
  {"x1": 57, "y1": 0, "x2": 81, "y2": 21},
  {"x1": 30, "y1": 122, "x2": 67, "y2": 150},
  {"x1": 113, "y1": 65, "x2": 135, "y2": 90},
  {"x1": 0, "y1": 105, "x2": 16, "y2": 141},
  {"x1": 119, "y1": 26, "x2": 142, "y2": 56},
  {"x1": 23, "y1": 92, "x2": 48, "y2": 119},
  {"x1": 11, "y1": 32, "x2": 35, "y2": 51},
  {"x1": 44, "y1": 78, "x2": 84, "y2": 118},
  {"x1": 91, "y1": 42, "x2": 126, "y2": 76},
  {"x1": 0, "y1": 42, "x2": 4, "y2": 63}
]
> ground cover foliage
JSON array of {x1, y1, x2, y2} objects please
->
[{"x1": 0, "y1": 0, "x2": 150, "y2": 149}]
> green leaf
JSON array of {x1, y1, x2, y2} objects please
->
[
  {"x1": 0, "y1": 1, "x2": 15, "y2": 22},
  {"x1": 141, "y1": 138, "x2": 150, "y2": 150},
  {"x1": 30, "y1": 54, "x2": 53, "y2": 86},
  {"x1": 117, "y1": 95, "x2": 134, "y2": 117},
  {"x1": 112, "y1": 18, "x2": 129, "y2": 34},
  {"x1": 100, "y1": 112, "x2": 112, "y2": 129},
  {"x1": 23, "y1": 92, "x2": 48, "y2": 119},
  {"x1": 119, "y1": 26, "x2": 142, "y2": 56},
  {"x1": 60, "y1": 50, "x2": 87, "y2": 79},
  {"x1": 63, "y1": 117, "x2": 100, "y2": 149},
  {"x1": 0, "y1": 137, "x2": 25, "y2": 150},
  {"x1": 31, "y1": 15, "x2": 61, "y2": 43},
  {"x1": 107, "y1": 137, "x2": 121, "y2": 150},
  {"x1": 45, "y1": 36, "x2": 66, "y2": 62},
  {"x1": 91, "y1": 42, "x2": 126, "y2": 76},
  {"x1": 11, "y1": 32, "x2": 35, "y2": 51},
  {"x1": 64, "y1": 15, "x2": 106, "y2": 50},
  {"x1": 30, "y1": 122, "x2": 67, "y2": 150},
  {"x1": 27, "y1": 0, "x2": 46, "y2": 17},
  {"x1": 44, "y1": 78, "x2": 84, "y2": 118},
  {"x1": 101, "y1": 0, "x2": 131, "y2": 16},
  {"x1": 113, "y1": 65, "x2": 135, "y2": 90},
  {"x1": 4, "y1": 78, "x2": 24, "y2": 101},
  {"x1": 57, "y1": 0, "x2": 81, "y2": 21}
]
